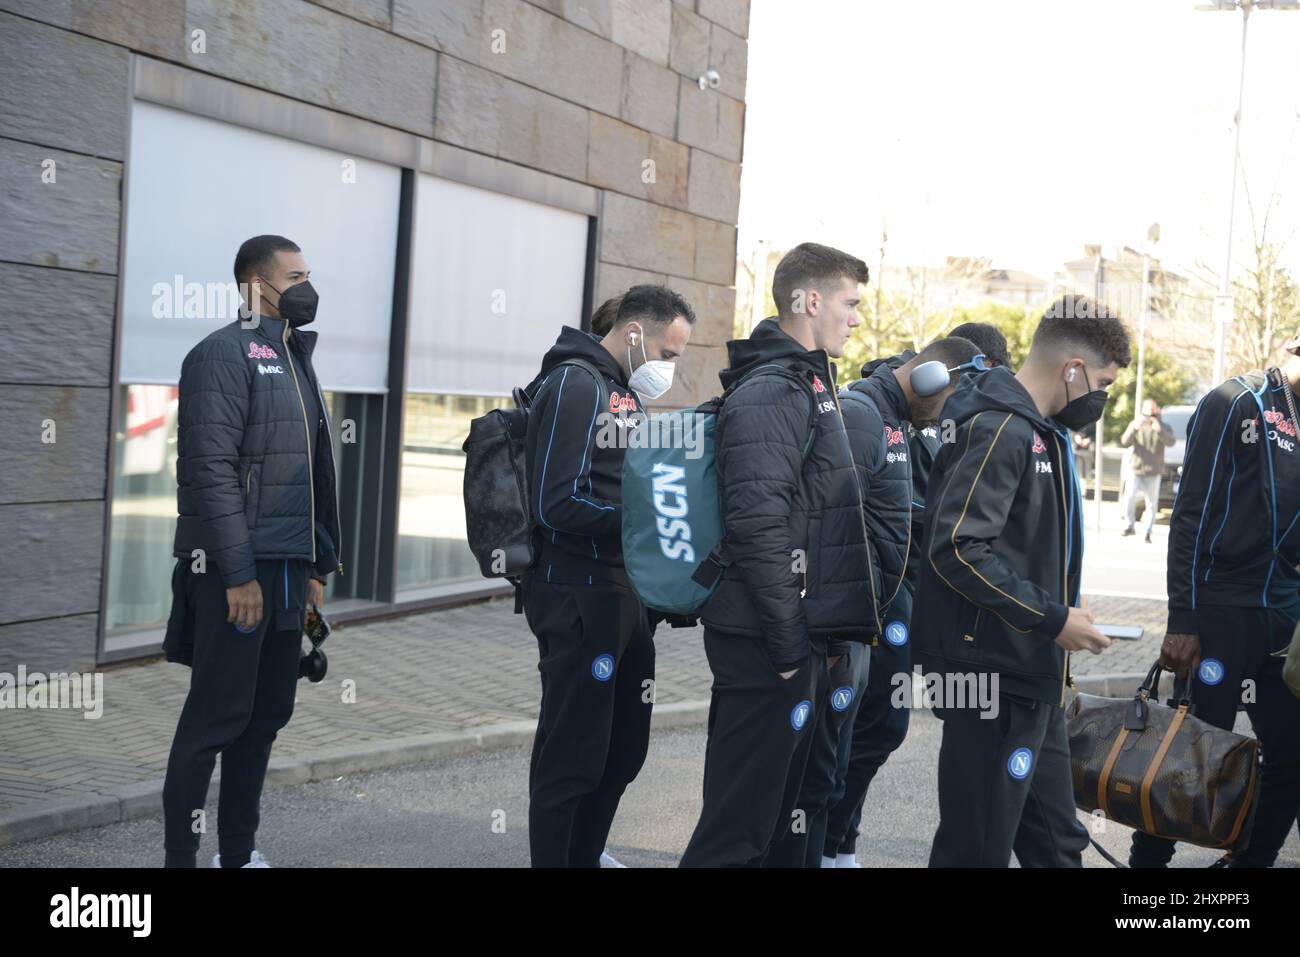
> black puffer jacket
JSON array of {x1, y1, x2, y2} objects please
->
[
  {"x1": 840, "y1": 361, "x2": 914, "y2": 629},
  {"x1": 700, "y1": 318, "x2": 881, "y2": 668},
  {"x1": 172, "y1": 314, "x2": 342, "y2": 588}
]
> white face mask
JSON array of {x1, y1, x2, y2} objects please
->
[{"x1": 627, "y1": 329, "x2": 675, "y2": 399}]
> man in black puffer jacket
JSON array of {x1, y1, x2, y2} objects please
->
[
  {"x1": 818, "y1": 336, "x2": 982, "y2": 868},
  {"x1": 161, "y1": 235, "x2": 342, "y2": 869},
  {"x1": 680, "y1": 243, "x2": 879, "y2": 868}
]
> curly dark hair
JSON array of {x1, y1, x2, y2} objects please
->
[{"x1": 1032, "y1": 295, "x2": 1132, "y2": 368}]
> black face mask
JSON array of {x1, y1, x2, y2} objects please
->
[
  {"x1": 1056, "y1": 364, "x2": 1108, "y2": 432},
  {"x1": 263, "y1": 279, "x2": 319, "y2": 328}
]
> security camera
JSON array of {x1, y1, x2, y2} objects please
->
[{"x1": 698, "y1": 69, "x2": 721, "y2": 90}]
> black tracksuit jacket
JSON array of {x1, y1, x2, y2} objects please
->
[
  {"x1": 911, "y1": 367, "x2": 1084, "y2": 707},
  {"x1": 523, "y1": 326, "x2": 643, "y2": 585},
  {"x1": 1166, "y1": 369, "x2": 1300, "y2": 635},
  {"x1": 839, "y1": 361, "x2": 914, "y2": 629},
  {"x1": 861, "y1": 351, "x2": 938, "y2": 603},
  {"x1": 700, "y1": 318, "x2": 881, "y2": 669}
]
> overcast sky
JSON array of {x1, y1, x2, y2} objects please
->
[{"x1": 739, "y1": 0, "x2": 1300, "y2": 286}]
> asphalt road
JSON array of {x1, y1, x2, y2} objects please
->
[{"x1": 3, "y1": 712, "x2": 1294, "y2": 868}]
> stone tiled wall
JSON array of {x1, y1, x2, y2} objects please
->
[{"x1": 0, "y1": 0, "x2": 750, "y2": 670}]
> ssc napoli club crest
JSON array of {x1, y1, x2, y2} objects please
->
[
  {"x1": 591, "y1": 654, "x2": 615, "y2": 682},
  {"x1": 790, "y1": 699, "x2": 812, "y2": 731},
  {"x1": 234, "y1": 623, "x2": 257, "y2": 635},
  {"x1": 1007, "y1": 747, "x2": 1033, "y2": 780},
  {"x1": 831, "y1": 686, "x2": 854, "y2": 712},
  {"x1": 885, "y1": 621, "x2": 908, "y2": 646},
  {"x1": 1198, "y1": 658, "x2": 1225, "y2": 686}
]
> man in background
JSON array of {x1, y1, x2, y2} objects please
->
[{"x1": 1120, "y1": 398, "x2": 1174, "y2": 543}]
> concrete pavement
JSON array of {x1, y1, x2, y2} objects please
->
[
  {"x1": 0, "y1": 507, "x2": 1236, "y2": 856},
  {"x1": 4, "y1": 720, "x2": 1294, "y2": 868}
]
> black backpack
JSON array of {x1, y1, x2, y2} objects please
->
[{"x1": 461, "y1": 359, "x2": 607, "y2": 607}]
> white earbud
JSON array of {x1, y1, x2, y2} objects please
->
[
  {"x1": 1067, "y1": 368, "x2": 1077, "y2": 382},
  {"x1": 630, "y1": 333, "x2": 638, "y2": 344}
]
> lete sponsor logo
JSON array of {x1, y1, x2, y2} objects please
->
[
  {"x1": 1032, "y1": 431, "x2": 1048, "y2": 454},
  {"x1": 1263, "y1": 408, "x2": 1297, "y2": 438},
  {"x1": 248, "y1": 342, "x2": 279, "y2": 360},
  {"x1": 609, "y1": 391, "x2": 638, "y2": 414},
  {"x1": 885, "y1": 425, "x2": 906, "y2": 447}
]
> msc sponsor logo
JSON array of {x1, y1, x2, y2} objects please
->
[{"x1": 256, "y1": 363, "x2": 284, "y2": 375}]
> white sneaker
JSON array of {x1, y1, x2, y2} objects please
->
[
  {"x1": 820, "y1": 855, "x2": 837, "y2": 868},
  {"x1": 835, "y1": 852, "x2": 862, "y2": 868},
  {"x1": 599, "y1": 848, "x2": 627, "y2": 868},
  {"x1": 212, "y1": 850, "x2": 272, "y2": 868}
]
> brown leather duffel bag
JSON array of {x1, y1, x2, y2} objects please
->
[{"x1": 1067, "y1": 660, "x2": 1259, "y2": 850}]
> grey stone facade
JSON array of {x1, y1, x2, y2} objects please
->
[{"x1": 0, "y1": 0, "x2": 749, "y2": 671}]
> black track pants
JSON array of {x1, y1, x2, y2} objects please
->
[
  {"x1": 766, "y1": 643, "x2": 866, "y2": 867},
  {"x1": 929, "y1": 691, "x2": 1088, "y2": 867},
  {"x1": 679, "y1": 629, "x2": 820, "y2": 867},
  {"x1": 825, "y1": 635, "x2": 911, "y2": 856},
  {"x1": 163, "y1": 558, "x2": 307, "y2": 865},
  {"x1": 523, "y1": 575, "x2": 654, "y2": 867}
]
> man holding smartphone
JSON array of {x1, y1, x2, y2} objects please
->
[{"x1": 913, "y1": 296, "x2": 1126, "y2": 867}]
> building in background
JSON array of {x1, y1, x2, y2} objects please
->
[
  {"x1": 0, "y1": 0, "x2": 750, "y2": 671},
  {"x1": 1059, "y1": 245, "x2": 1216, "y2": 372}
]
